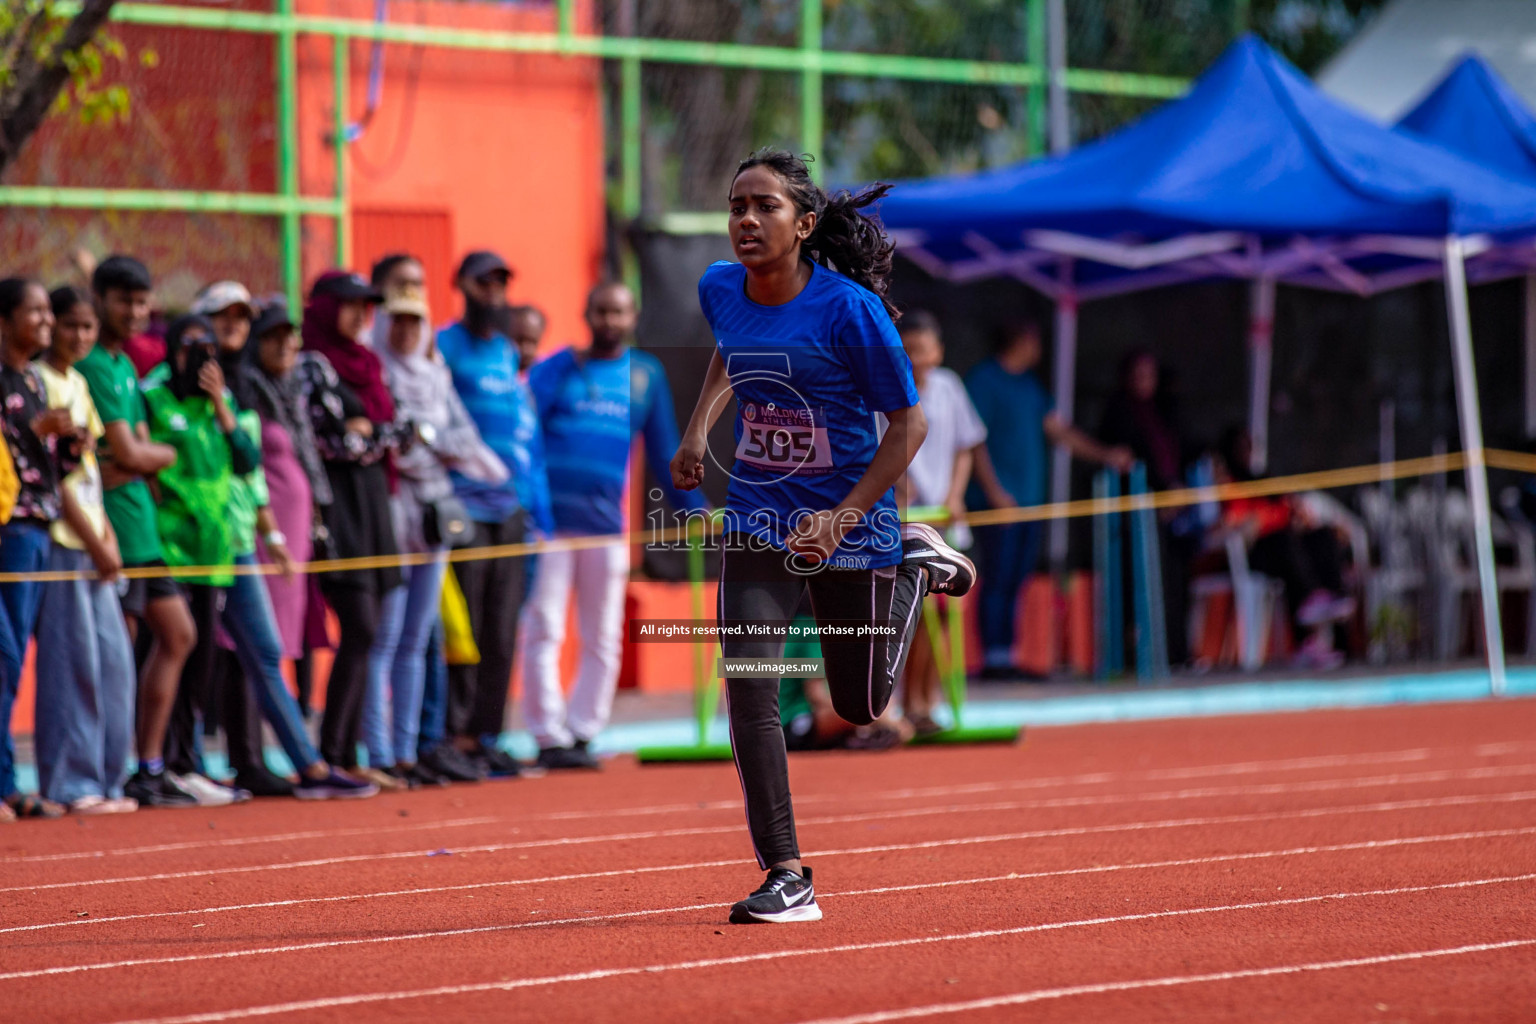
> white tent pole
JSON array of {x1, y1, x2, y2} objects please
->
[
  {"x1": 1524, "y1": 273, "x2": 1536, "y2": 438},
  {"x1": 1046, "y1": 0, "x2": 1069, "y2": 154},
  {"x1": 1048, "y1": 261, "x2": 1078, "y2": 568},
  {"x1": 1443, "y1": 235, "x2": 1507, "y2": 696},
  {"x1": 1247, "y1": 275, "x2": 1276, "y2": 475}
]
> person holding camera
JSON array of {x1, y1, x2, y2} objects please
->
[
  {"x1": 366, "y1": 282, "x2": 507, "y2": 789},
  {"x1": 145, "y1": 313, "x2": 375, "y2": 803},
  {"x1": 300, "y1": 271, "x2": 414, "y2": 780}
]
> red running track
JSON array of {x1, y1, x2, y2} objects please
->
[{"x1": 3, "y1": 698, "x2": 1535, "y2": 1023}]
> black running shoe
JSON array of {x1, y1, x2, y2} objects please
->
[
  {"x1": 729, "y1": 867, "x2": 822, "y2": 924},
  {"x1": 405, "y1": 761, "x2": 451, "y2": 788},
  {"x1": 124, "y1": 770, "x2": 198, "y2": 809},
  {"x1": 473, "y1": 745, "x2": 524, "y2": 778},
  {"x1": 901, "y1": 523, "x2": 976, "y2": 597},
  {"x1": 234, "y1": 767, "x2": 296, "y2": 798},
  {"x1": 537, "y1": 744, "x2": 600, "y2": 770},
  {"x1": 420, "y1": 745, "x2": 484, "y2": 782}
]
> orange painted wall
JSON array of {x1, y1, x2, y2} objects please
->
[{"x1": 295, "y1": 0, "x2": 605, "y2": 352}]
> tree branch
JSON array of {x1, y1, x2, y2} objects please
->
[{"x1": 0, "y1": 0, "x2": 118, "y2": 179}]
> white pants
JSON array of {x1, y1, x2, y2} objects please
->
[{"x1": 520, "y1": 539, "x2": 630, "y2": 748}]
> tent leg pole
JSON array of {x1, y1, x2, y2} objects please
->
[
  {"x1": 1444, "y1": 236, "x2": 1506, "y2": 696},
  {"x1": 1047, "y1": 275, "x2": 1078, "y2": 568},
  {"x1": 1247, "y1": 276, "x2": 1275, "y2": 475},
  {"x1": 1524, "y1": 274, "x2": 1536, "y2": 438}
]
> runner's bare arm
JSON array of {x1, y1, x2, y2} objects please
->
[{"x1": 672, "y1": 349, "x2": 734, "y2": 490}]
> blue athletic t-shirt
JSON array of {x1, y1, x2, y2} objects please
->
[
  {"x1": 436, "y1": 321, "x2": 548, "y2": 528},
  {"x1": 698, "y1": 261, "x2": 919, "y2": 569},
  {"x1": 530, "y1": 346, "x2": 705, "y2": 536}
]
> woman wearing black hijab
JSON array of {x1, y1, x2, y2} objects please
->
[{"x1": 299, "y1": 271, "x2": 410, "y2": 774}]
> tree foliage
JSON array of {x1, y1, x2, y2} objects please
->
[
  {"x1": 606, "y1": 0, "x2": 1388, "y2": 211},
  {"x1": 0, "y1": 0, "x2": 139, "y2": 180}
]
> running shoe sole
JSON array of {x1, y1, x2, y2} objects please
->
[{"x1": 902, "y1": 522, "x2": 977, "y2": 597}]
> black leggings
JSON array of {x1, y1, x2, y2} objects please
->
[
  {"x1": 719, "y1": 544, "x2": 926, "y2": 869},
  {"x1": 319, "y1": 586, "x2": 382, "y2": 769}
]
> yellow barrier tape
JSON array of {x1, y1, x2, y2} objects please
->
[{"x1": 0, "y1": 447, "x2": 1527, "y2": 584}]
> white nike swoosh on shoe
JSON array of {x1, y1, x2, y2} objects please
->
[
  {"x1": 780, "y1": 885, "x2": 813, "y2": 907},
  {"x1": 929, "y1": 563, "x2": 957, "y2": 581}
]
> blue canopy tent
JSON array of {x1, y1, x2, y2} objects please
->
[
  {"x1": 1396, "y1": 54, "x2": 1536, "y2": 438},
  {"x1": 879, "y1": 35, "x2": 1536, "y2": 692}
]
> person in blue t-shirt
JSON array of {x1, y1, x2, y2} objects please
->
[
  {"x1": 520, "y1": 281, "x2": 704, "y2": 770},
  {"x1": 965, "y1": 319, "x2": 1131, "y2": 680},
  {"x1": 670, "y1": 149, "x2": 976, "y2": 926},
  {"x1": 434, "y1": 249, "x2": 551, "y2": 779}
]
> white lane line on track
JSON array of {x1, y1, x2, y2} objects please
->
[
  {"x1": 0, "y1": 818, "x2": 503, "y2": 866},
  {"x1": 9, "y1": 762, "x2": 1536, "y2": 895},
  {"x1": 3, "y1": 827, "x2": 1533, "y2": 982},
  {"x1": 12, "y1": 740, "x2": 1531, "y2": 865},
  {"x1": 102, "y1": 877, "x2": 1536, "y2": 1024},
  {"x1": 4, "y1": 789, "x2": 1534, "y2": 937},
  {"x1": 794, "y1": 940, "x2": 1536, "y2": 1023}
]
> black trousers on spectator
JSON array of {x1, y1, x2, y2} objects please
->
[
  {"x1": 719, "y1": 544, "x2": 926, "y2": 869},
  {"x1": 449, "y1": 512, "x2": 528, "y2": 741},
  {"x1": 318, "y1": 586, "x2": 382, "y2": 769},
  {"x1": 218, "y1": 650, "x2": 266, "y2": 776},
  {"x1": 1248, "y1": 527, "x2": 1345, "y2": 621},
  {"x1": 164, "y1": 585, "x2": 222, "y2": 776}
]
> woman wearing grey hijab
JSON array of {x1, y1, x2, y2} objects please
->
[{"x1": 364, "y1": 283, "x2": 506, "y2": 788}]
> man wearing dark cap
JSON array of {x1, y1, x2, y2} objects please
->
[{"x1": 433, "y1": 249, "x2": 546, "y2": 778}]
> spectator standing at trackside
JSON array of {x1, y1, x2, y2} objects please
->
[
  {"x1": 521, "y1": 281, "x2": 706, "y2": 769},
  {"x1": 965, "y1": 318, "x2": 1132, "y2": 680},
  {"x1": 80, "y1": 256, "x2": 198, "y2": 808},
  {"x1": 364, "y1": 252, "x2": 482, "y2": 785},
  {"x1": 370, "y1": 282, "x2": 508, "y2": 789},
  {"x1": 302, "y1": 271, "x2": 409, "y2": 778},
  {"x1": 508, "y1": 304, "x2": 547, "y2": 377},
  {"x1": 239, "y1": 301, "x2": 328, "y2": 682},
  {"x1": 1096, "y1": 348, "x2": 1192, "y2": 667},
  {"x1": 33, "y1": 286, "x2": 137, "y2": 814},
  {"x1": 185, "y1": 283, "x2": 375, "y2": 802},
  {"x1": 434, "y1": 250, "x2": 542, "y2": 779},
  {"x1": 90, "y1": 254, "x2": 167, "y2": 378},
  {"x1": 0, "y1": 278, "x2": 84, "y2": 821},
  {"x1": 891, "y1": 311, "x2": 986, "y2": 735}
]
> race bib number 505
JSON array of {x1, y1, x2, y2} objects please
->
[{"x1": 735, "y1": 401, "x2": 834, "y2": 473}]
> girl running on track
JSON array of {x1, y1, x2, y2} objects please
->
[{"x1": 671, "y1": 149, "x2": 975, "y2": 924}]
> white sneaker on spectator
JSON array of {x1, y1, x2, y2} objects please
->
[
  {"x1": 69, "y1": 795, "x2": 113, "y2": 815},
  {"x1": 102, "y1": 797, "x2": 139, "y2": 813},
  {"x1": 170, "y1": 773, "x2": 243, "y2": 807}
]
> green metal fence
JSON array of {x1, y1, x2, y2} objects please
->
[{"x1": 0, "y1": 0, "x2": 1191, "y2": 311}]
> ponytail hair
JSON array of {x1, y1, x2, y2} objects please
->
[{"x1": 732, "y1": 148, "x2": 900, "y2": 322}]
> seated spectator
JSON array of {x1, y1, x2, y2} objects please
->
[
  {"x1": 369, "y1": 282, "x2": 507, "y2": 789},
  {"x1": 1212, "y1": 426, "x2": 1355, "y2": 670},
  {"x1": 781, "y1": 615, "x2": 908, "y2": 752},
  {"x1": 33, "y1": 286, "x2": 137, "y2": 814},
  {"x1": 892, "y1": 312, "x2": 985, "y2": 735},
  {"x1": 0, "y1": 277, "x2": 85, "y2": 821}
]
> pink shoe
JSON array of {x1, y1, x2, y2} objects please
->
[{"x1": 1293, "y1": 633, "x2": 1344, "y2": 671}]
